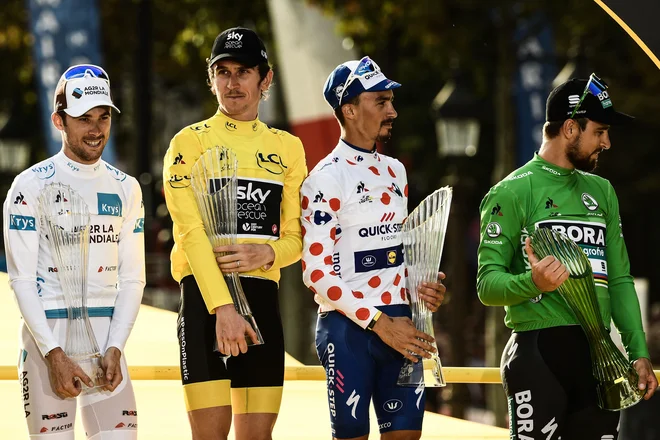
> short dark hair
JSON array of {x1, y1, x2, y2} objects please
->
[
  {"x1": 206, "y1": 60, "x2": 272, "y2": 99},
  {"x1": 333, "y1": 94, "x2": 361, "y2": 126},
  {"x1": 543, "y1": 118, "x2": 588, "y2": 139}
]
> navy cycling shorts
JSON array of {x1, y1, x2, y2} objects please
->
[{"x1": 316, "y1": 304, "x2": 425, "y2": 439}]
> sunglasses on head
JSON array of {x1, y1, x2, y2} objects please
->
[
  {"x1": 570, "y1": 73, "x2": 608, "y2": 119},
  {"x1": 338, "y1": 56, "x2": 381, "y2": 106},
  {"x1": 62, "y1": 64, "x2": 110, "y2": 81}
]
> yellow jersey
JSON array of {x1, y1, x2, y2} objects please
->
[{"x1": 163, "y1": 110, "x2": 307, "y2": 313}]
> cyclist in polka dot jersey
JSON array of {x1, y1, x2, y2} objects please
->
[{"x1": 301, "y1": 56, "x2": 446, "y2": 440}]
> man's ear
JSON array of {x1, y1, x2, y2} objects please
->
[
  {"x1": 562, "y1": 119, "x2": 577, "y2": 138},
  {"x1": 51, "y1": 112, "x2": 64, "y2": 131},
  {"x1": 260, "y1": 69, "x2": 274, "y2": 92}
]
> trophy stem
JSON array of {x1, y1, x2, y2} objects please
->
[
  {"x1": 224, "y1": 272, "x2": 264, "y2": 346},
  {"x1": 397, "y1": 309, "x2": 445, "y2": 387}
]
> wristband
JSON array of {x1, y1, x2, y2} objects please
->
[{"x1": 366, "y1": 311, "x2": 382, "y2": 331}]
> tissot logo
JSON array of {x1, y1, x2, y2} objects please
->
[{"x1": 256, "y1": 151, "x2": 288, "y2": 175}]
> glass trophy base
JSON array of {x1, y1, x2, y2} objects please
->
[
  {"x1": 597, "y1": 369, "x2": 645, "y2": 411},
  {"x1": 71, "y1": 353, "x2": 106, "y2": 392},
  {"x1": 397, "y1": 355, "x2": 446, "y2": 387}
]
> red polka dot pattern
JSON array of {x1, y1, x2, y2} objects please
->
[
  {"x1": 393, "y1": 274, "x2": 402, "y2": 286},
  {"x1": 328, "y1": 286, "x2": 342, "y2": 301},
  {"x1": 368, "y1": 276, "x2": 381, "y2": 288},
  {"x1": 381, "y1": 193, "x2": 391, "y2": 205},
  {"x1": 330, "y1": 227, "x2": 336, "y2": 240},
  {"x1": 311, "y1": 270, "x2": 324, "y2": 282},
  {"x1": 310, "y1": 243, "x2": 323, "y2": 256},
  {"x1": 405, "y1": 268, "x2": 409, "y2": 277},
  {"x1": 400, "y1": 288, "x2": 406, "y2": 300},
  {"x1": 329, "y1": 198, "x2": 341, "y2": 211},
  {"x1": 404, "y1": 184, "x2": 409, "y2": 197},
  {"x1": 310, "y1": 286, "x2": 317, "y2": 294},
  {"x1": 369, "y1": 166, "x2": 380, "y2": 175},
  {"x1": 356, "y1": 308, "x2": 371, "y2": 321},
  {"x1": 301, "y1": 225, "x2": 306, "y2": 237},
  {"x1": 346, "y1": 160, "x2": 356, "y2": 165},
  {"x1": 337, "y1": 309, "x2": 346, "y2": 316},
  {"x1": 302, "y1": 196, "x2": 309, "y2": 209},
  {"x1": 388, "y1": 166, "x2": 396, "y2": 178},
  {"x1": 381, "y1": 291, "x2": 392, "y2": 304},
  {"x1": 324, "y1": 255, "x2": 333, "y2": 265},
  {"x1": 352, "y1": 290, "x2": 364, "y2": 299},
  {"x1": 301, "y1": 260, "x2": 306, "y2": 271}
]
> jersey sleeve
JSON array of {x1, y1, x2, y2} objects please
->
[
  {"x1": 163, "y1": 130, "x2": 232, "y2": 313},
  {"x1": 605, "y1": 183, "x2": 649, "y2": 360},
  {"x1": 3, "y1": 177, "x2": 60, "y2": 356},
  {"x1": 476, "y1": 185, "x2": 542, "y2": 306},
  {"x1": 107, "y1": 177, "x2": 146, "y2": 352},
  {"x1": 301, "y1": 170, "x2": 378, "y2": 329},
  {"x1": 264, "y1": 136, "x2": 307, "y2": 271}
]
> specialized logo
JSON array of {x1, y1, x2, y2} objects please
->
[
  {"x1": 356, "y1": 181, "x2": 368, "y2": 193},
  {"x1": 9, "y1": 215, "x2": 36, "y2": 231},
  {"x1": 31, "y1": 161, "x2": 56, "y2": 179},
  {"x1": 173, "y1": 153, "x2": 185, "y2": 165},
  {"x1": 14, "y1": 192, "x2": 27, "y2": 205},
  {"x1": 133, "y1": 218, "x2": 145, "y2": 233},
  {"x1": 225, "y1": 121, "x2": 237, "y2": 131},
  {"x1": 256, "y1": 150, "x2": 288, "y2": 175},
  {"x1": 541, "y1": 417, "x2": 558, "y2": 439},
  {"x1": 486, "y1": 222, "x2": 501, "y2": 238},
  {"x1": 491, "y1": 203, "x2": 503, "y2": 216},
  {"x1": 545, "y1": 197, "x2": 558, "y2": 209},
  {"x1": 582, "y1": 193, "x2": 599, "y2": 211},
  {"x1": 346, "y1": 390, "x2": 361, "y2": 420},
  {"x1": 415, "y1": 382, "x2": 424, "y2": 409},
  {"x1": 97, "y1": 193, "x2": 123, "y2": 217},
  {"x1": 383, "y1": 399, "x2": 403, "y2": 413},
  {"x1": 105, "y1": 164, "x2": 127, "y2": 181}
]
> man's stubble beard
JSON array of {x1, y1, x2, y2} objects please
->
[{"x1": 566, "y1": 134, "x2": 598, "y2": 172}]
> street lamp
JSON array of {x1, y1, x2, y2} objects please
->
[
  {"x1": 432, "y1": 79, "x2": 481, "y2": 158},
  {"x1": 430, "y1": 76, "x2": 482, "y2": 419}
]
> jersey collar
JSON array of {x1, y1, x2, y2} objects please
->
[
  {"x1": 212, "y1": 110, "x2": 264, "y2": 138},
  {"x1": 335, "y1": 139, "x2": 381, "y2": 166},
  {"x1": 54, "y1": 150, "x2": 104, "y2": 178},
  {"x1": 532, "y1": 152, "x2": 576, "y2": 177}
]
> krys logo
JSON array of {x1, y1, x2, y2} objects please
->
[
  {"x1": 105, "y1": 164, "x2": 127, "y2": 182},
  {"x1": 31, "y1": 161, "x2": 56, "y2": 180},
  {"x1": 97, "y1": 193, "x2": 123, "y2": 217},
  {"x1": 9, "y1": 215, "x2": 36, "y2": 231},
  {"x1": 256, "y1": 150, "x2": 288, "y2": 175},
  {"x1": 486, "y1": 222, "x2": 501, "y2": 238},
  {"x1": 582, "y1": 193, "x2": 599, "y2": 211}
]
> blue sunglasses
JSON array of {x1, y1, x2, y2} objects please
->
[
  {"x1": 570, "y1": 73, "x2": 609, "y2": 119},
  {"x1": 62, "y1": 64, "x2": 110, "y2": 81}
]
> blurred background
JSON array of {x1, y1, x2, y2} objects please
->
[{"x1": 1, "y1": 0, "x2": 659, "y2": 434}]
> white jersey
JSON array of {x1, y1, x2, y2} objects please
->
[
  {"x1": 3, "y1": 150, "x2": 145, "y2": 356},
  {"x1": 301, "y1": 140, "x2": 409, "y2": 329}
]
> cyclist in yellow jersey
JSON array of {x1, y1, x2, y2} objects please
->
[{"x1": 162, "y1": 27, "x2": 307, "y2": 440}]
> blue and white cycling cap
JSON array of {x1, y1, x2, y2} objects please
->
[
  {"x1": 323, "y1": 56, "x2": 401, "y2": 110},
  {"x1": 54, "y1": 64, "x2": 120, "y2": 117}
]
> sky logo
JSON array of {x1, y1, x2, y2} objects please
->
[{"x1": 97, "y1": 193, "x2": 122, "y2": 217}]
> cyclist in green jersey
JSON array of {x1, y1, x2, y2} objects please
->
[{"x1": 477, "y1": 74, "x2": 657, "y2": 439}]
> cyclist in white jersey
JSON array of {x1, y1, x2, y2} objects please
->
[{"x1": 3, "y1": 64, "x2": 145, "y2": 439}]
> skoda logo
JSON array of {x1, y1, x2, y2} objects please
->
[
  {"x1": 581, "y1": 193, "x2": 599, "y2": 211},
  {"x1": 362, "y1": 255, "x2": 376, "y2": 267},
  {"x1": 486, "y1": 222, "x2": 502, "y2": 238}
]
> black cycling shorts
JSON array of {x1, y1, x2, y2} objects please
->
[
  {"x1": 177, "y1": 275, "x2": 285, "y2": 414},
  {"x1": 502, "y1": 325, "x2": 619, "y2": 440}
]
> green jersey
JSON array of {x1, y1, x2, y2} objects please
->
[{"x1": 477, "y1": 153, "x2": 649, "y2": 360}]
